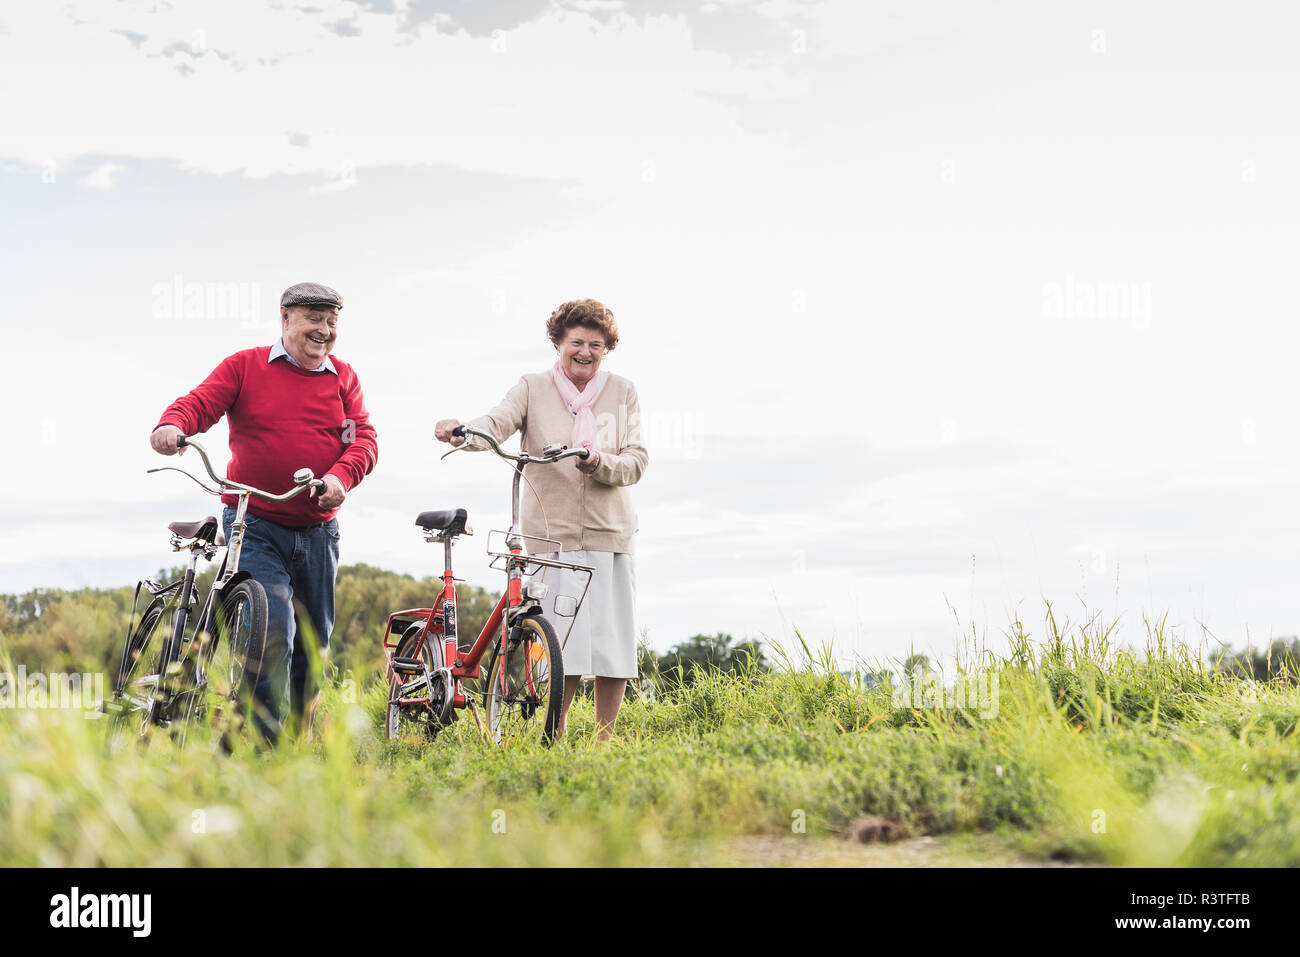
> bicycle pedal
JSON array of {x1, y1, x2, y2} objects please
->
[
  {"x1": 398, "y1": 676, "x2": 430, "y2": 697},
  {"x1": 391, "y1": 656, "x2": 426, "y2": 676}
]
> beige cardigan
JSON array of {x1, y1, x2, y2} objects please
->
[{"x1": 466, "y1": 370, "x2": 648, "y2": 553}]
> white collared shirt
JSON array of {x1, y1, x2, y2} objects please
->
[{"x1": 269, "y1": 338, "x2": 337, "y2": 375}]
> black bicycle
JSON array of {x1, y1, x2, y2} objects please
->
[{"x1": 106, "y1": 436, "x2": 323, "y2": 749}]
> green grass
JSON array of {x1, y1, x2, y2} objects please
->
[{"x1": 1, "y1": 611, "x2": 1297, "y2": 866}]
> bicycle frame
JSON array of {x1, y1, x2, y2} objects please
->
[
  {"x1": 383, "y1": 427, "x2": 593, "y2": 719},
  {"x1": 120, "y1": 436, "x2": 323, "y2": 717},
  {"x1": 150, "y1": 488, "x2": 263, "y2": 696}
]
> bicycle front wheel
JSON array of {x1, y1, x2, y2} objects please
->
[
  {"x1": 483, "y1": 614, "x2": 563, "y2": 746},
  {"x1": 195, "y1": 579, "x2": 269, "y2": 736}
]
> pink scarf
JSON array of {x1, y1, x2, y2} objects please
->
[{"x1": 551, "y1": 361, "x2": 609, "y2": 450}]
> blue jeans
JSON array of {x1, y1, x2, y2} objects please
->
[{"x1": 221, "y1": 506, "x2": 339, "y2": 742}]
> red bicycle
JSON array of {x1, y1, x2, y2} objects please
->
[{"x1": 383, "y1": 424, "x2": 594, "y2": 745}]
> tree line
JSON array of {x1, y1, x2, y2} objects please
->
[
  {"x1": 0, "y1": 563, "x2": 767, "y2": 689},
  {"x1": 7, "y1": 565, "x2": 1294, "y2": 688}
]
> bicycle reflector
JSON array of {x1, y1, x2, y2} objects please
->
[{"x1": 522, "y1": 579, "x2": 549, "y2": 602}]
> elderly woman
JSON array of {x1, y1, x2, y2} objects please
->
[{"x1": 435, "y1": 299, "x2": 648, "y2": 741}]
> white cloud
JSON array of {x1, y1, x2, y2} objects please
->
[
  {"x1": 81, "y1": 161, "x2": 125, "y2": 190},
  {"x1": 6, "y1": 0, "x2": 1300, "y2": 660},
  {"x1": 0, "y1": 1, "x2": 798, "y2": 187}
]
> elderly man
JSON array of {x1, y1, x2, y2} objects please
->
[{"x1": 150, "y1": 282, "x2": 378, "y2": 742}]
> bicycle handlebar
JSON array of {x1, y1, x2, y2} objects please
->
[
  {"x1": 450, "y1": 424, "x2": 590, "y2": 465},
  {"x1": 157, "y1": 436, "x2": 325, "y2": 502}
]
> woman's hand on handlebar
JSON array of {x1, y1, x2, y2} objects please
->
[
  {"x1": 435, "y1": 418, "x2": 465, "y2": 446},
  {"x1": 150, "y1": 425, "x2": 186, "y2": 456},
  {"x1": 441, "y1": 422, "x2": 589, "y2": 466}
]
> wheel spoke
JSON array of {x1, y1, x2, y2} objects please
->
[
  {"x1": 483, "y1": 619, "x2": 559, "y2": 745},
  {"x1": 386, "y1": 631, "x2": 450, "y2": 742}
]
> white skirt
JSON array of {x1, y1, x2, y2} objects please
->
[{"x1": 536, "y1": 550, "x2": 637, "y2": 680}]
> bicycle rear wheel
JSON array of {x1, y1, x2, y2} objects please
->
[
  {"x1": 386, "y1": 623, "x2": 454, "y2": 742},
  {"x1": 483, "y1": 614, "x2": 563, "y2": 746},
  {"x1": 106, "y1": 597, "x2": 171, "y2": 750}
]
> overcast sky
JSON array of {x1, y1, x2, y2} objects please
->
[{"x1": 3, "y1": 0, "x2": 1298, "y2": 669}]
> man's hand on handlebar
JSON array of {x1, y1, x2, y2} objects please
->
[
  {"x1": 435, "y1": 418, "x2": 465, "y2": 446},
  {"x1": 150, "y1": 435, "x2": 329, "y2": 504},
  {"x1": 310, "y1": 473, "x2": 346, "y2": 509},
  {"x1": 150, "y1": 425, "x2": 186, "y2": 456},
  {"x1": 575, "y1": 447, "x2": 600, "y2": 474}
]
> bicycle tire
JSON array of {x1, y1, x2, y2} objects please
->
[
  {"x1": 385, "y1": 623, "x2": 455, "y2": 742},
  {"x1": 106, "y1": 598, "x2": 170, "y2": 749},
  {"x1": 178, "y1": 579, "x2": 268, "y2": 740},
  {"x1": 483, "y1": 613, "x2": 564, "y2": 746}
]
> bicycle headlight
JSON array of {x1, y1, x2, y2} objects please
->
[{"x1": 522, "y1": 579, "x2": 549, "y2": 602}]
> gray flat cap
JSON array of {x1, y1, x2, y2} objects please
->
[{"x1": 280, "y1": 281, "x2": 343, "y2": 309}]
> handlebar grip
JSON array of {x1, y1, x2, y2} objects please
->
[
  {"x1": 451, "y1": 425, "x2": 465, "y2": 438},
  {"x1": 176, "y1": 435, "x2": 189, "y2": 448}
]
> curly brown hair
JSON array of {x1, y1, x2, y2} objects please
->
[{"x1": 545, "y1": 299, "x2": 619, "y2": 352}]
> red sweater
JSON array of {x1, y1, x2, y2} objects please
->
[{"x1": 156, "y1": 347, "x2": 379, "y2": 527}]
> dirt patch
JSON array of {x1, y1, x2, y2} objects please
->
[
  {"x1": 846, "y1": 814, "x2": 912, "y2": 843},
  {"x1": 695, "y1": 833, "x2": 1096, "y2": 867}
]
